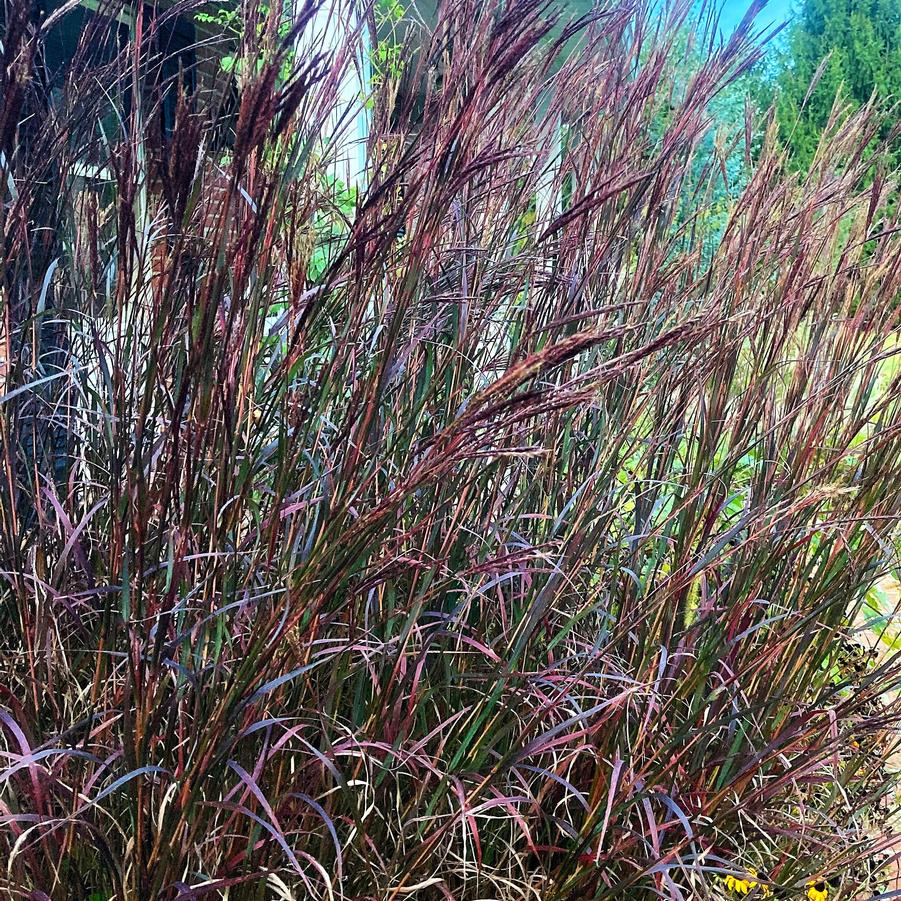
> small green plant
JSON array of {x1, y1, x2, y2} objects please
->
[
  {"x1": 195, "y1": 1, "x2": 296, "y2": 81},
  {"x1": 369, "y1": 0, "x2": 406, "y2": 93},
  {"x1": 308, "y1": 172, "x2": 357, "y2": 280}
]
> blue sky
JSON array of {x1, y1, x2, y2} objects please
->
[{"x1": 717, "y1": 0, "x2": 795, "y2": 35}]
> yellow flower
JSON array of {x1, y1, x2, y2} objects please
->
[
  {"x1": 807, "y1": 880, "x2": 828, "y2": 901},
  {"x1": 724, "y1": 868, "x2": 770, "y2": 896}
]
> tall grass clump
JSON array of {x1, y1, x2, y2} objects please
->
[{"x1": 3, "y1": 0, "x2": 901, "y2": 897}]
